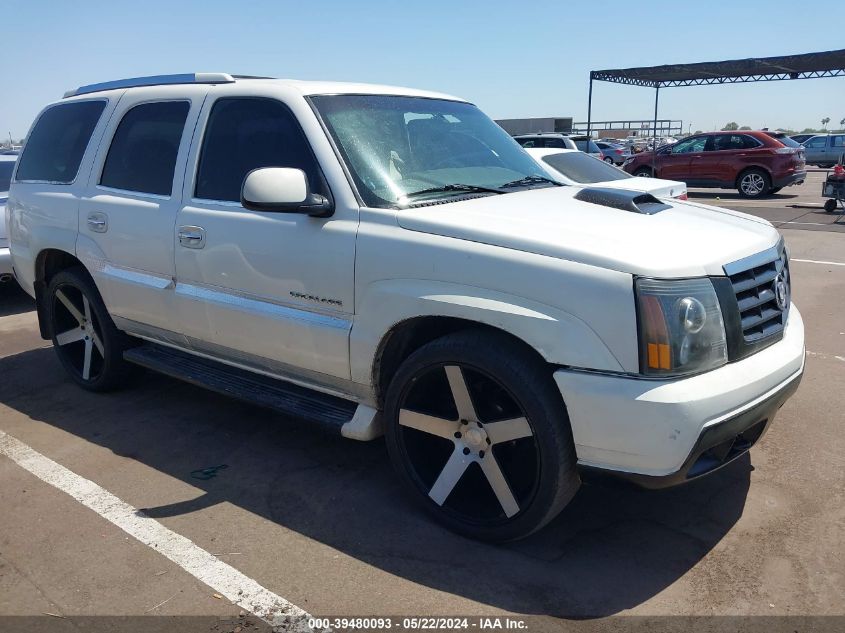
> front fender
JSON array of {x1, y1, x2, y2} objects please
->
[{"x1": 350, "y1": 279, "x2": 627, "y2": 386}]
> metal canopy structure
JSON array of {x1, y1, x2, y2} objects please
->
[
  {"x1": 585, "y1": 49, "x2": 845, "y2": 161},
  {"x1": 591, "y1": 49, "x2": 845, "y2": 88}
]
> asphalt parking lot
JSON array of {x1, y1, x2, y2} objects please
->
[{"x1": 1, "y1": 172, "x2": 843, "y2": 632}]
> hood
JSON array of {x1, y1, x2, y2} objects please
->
[
  {"x1": 397, "y1": 186, "x2": 779, "y2": 278},
  {"x1": 592, "y1": 176, "x2": 685, "y2": 199}
]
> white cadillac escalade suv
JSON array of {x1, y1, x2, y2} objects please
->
[{"x1": 6, "y1": 74, "x2": 804, "y2": 541}]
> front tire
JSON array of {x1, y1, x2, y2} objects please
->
[
  {"x1": 633, "y1": 167, "x2": 653, "y2": 178},
  {"x1": 46, "y1": 267, "x2": 134, "y2": 391},
  {"x1": 737, "y1": 168, "x2": 771, "y2": 198},
  {"x1": 384, "y1": 330, "x2": 580, "y2": 542}
]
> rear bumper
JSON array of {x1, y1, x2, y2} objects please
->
[{"x1": 773, "y1": 171, "x2": 806, "y2": 188}]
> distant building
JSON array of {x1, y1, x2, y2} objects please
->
[{"x1": 495, "y1": 117, "x2": 573, "y2": 136}]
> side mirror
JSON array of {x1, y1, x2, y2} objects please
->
[{"x1": 240, "y1": 167, "x2": 333, "y2": 217}]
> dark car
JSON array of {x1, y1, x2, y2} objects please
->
[{"x1": 622, "y1": 131, "x2": 806, "y2": 198}]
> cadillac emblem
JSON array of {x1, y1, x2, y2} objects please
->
[{"x1": 774, "y1": 272, "x2": 789, "y2": 311}]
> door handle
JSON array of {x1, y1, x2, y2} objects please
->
[
  {"x1": 87, "y1": 212, "x2": 108, "y2": 233},
  {"x1": 178, "y1": 225, "x2": 206, "y2": 249}
]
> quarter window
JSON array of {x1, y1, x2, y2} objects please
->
[
  {"x1": 15, "y1": 101, "x2": 106, "y2": 183},
  {"x1": 831, "y1": 135, "x2": 845, "y2": 148},
  {"x1": 100, "y1": 101, "x2": 190, "y2": 196},
  {"x1": 195, "y1": 98, "x2": 324, "y2": 203}
]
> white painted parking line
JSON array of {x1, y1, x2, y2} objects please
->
[
  {"x1": 792, "y1": 258, "x2": 845, "y2": 267},
  {"x1": 0, "y1": 430, "x2": 317, "y2": 632}
]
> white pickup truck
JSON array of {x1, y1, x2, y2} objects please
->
[{"x1": 6, "y1": 74, "x2": 804, "y2": 541}]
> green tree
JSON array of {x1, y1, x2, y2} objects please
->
[
  {"x1": 739, "y1": 126, "x2": 752, "y2": 130},
  {"x1": 722, "y1": 122, "x2": 739, "y2": 131},
  {"x1": 821, "y1": 117, "x2": 830, "y2": 130},
  {"x1": 694, "y1": 130, "x2": 703, "y2": 134}
]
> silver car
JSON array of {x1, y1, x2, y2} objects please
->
[
  {"x1": 595, "y1": 141, "x2": 631, "y2": 165},
  {"x1": 0, "y1": 154, "x2": 17, "y2": 281},
  {"x1": 802, "y1": 134, "x2": 845, "y2": 167}
]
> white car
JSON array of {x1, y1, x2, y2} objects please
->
[
  {"x1": 526, "y1": 147, "x2": 688, "y2": 199},
  {"x1": 0, "y1": 154, "x2": 17, "y2": 282},
  {"x1": 8, "y1": 74, "x2": 804, "y2": 541}
]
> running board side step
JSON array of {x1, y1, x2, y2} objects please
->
[{"x1": 123, "y1": 343, "x2": 360, "y2": 433}]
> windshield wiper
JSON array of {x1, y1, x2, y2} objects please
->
[
  {"x1": 403, "y1": 183, "x2": 505, "y2": 199},
  {"x1": 499, "y1": 175, "x2": 562, "y2": 189}
]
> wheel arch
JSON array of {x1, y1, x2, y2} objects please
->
[
  {"x1": 372, "y1": 315, "x2": 547, "y2": 406},
  {"x1": 33, "y1": 248, "x2": 86, "y2": 339}
]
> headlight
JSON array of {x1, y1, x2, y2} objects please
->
[{"x1": 636, "y1": 278, "x2": 727, "y2": 376}]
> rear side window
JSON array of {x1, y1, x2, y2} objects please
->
[
  {"x1": 542, "y1": 152, "x2": 630, "y2": 183},
  {"x1": 195, "y1": 97, "x2": 324, "y2": 203},
  {"x1": 713, "y1": 134, "x2": 761, "y2": 151},
  {"x1": 832, "y1": 135, "x2": 845, "y2": 148},
  {"x1": 100, "y1": 101, "x2": 190, "y2": 196},
  {"x1": 15, "y1": 101, "x2": 106, "y2": 183}
]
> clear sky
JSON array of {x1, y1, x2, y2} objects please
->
[{"x1": 2, "y1": 0, "x2": 843, "y2": 140}]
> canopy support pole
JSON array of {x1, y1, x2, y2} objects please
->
[
  {"x1": 586, "y1": 74, "x2": 593, "y2": 143},
  {"x1": 651, "y1": 84, "x2": 660, "y2": 174}
]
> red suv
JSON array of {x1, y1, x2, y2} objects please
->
[{"x1": 622, "y1": 131, "x2": 806, "y2": 198}]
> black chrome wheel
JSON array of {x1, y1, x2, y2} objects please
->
[
  {"x1": 51, "y1": 281, "x2": 105, "y2": 383},
  {"x1": 396, "y1": 362, "x2": 540, "y2": 524},
  {"x1": 385, "y1": 330, "x2": 580, "y2": 541},
  {"x1": 46, "y1": 267, "x2": 134, "y2": 391}
]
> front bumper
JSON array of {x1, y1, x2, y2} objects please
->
[
  {"x1": 0, "y1": 246, "x2": 12, "y2": 276},
  {"x1": 554, "y1": 305, "x2": 804, "y2": 482},
  {"x1": 580, "y1": 370, "x2": 801, "y2": 488}
]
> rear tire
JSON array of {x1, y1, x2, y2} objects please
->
[
  {"x1": 384, "y1": 330, "x2": 580, "y2": 542},
  {"x1": 46, "y1": 267, "x2": 135, "y2": 391},
  {"x1": 603, "y1": 156, "x2": 614, "y2": 163},
  {"x1": 737, "y1": 168, "x2": 771, "y2": 198}
]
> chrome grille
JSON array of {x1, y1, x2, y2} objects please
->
[{"x1": 725, "y1": 246, "x2": 790, "y2": 343}]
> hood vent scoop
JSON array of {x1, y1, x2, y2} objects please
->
[{"x1": 574, "y1": 187, "x2": 671, "y2": 215}]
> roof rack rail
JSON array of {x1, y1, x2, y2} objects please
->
[{"x1": 63, "y1": 73, "x2": 236, "y2": 98}]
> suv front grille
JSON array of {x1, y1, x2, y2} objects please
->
[
  {"x1": 729, "y1": 250, "x2": 789, "y2": 342},
  {"x1": 718, "y1": 242, "x2": 790, "y2": 360}
]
